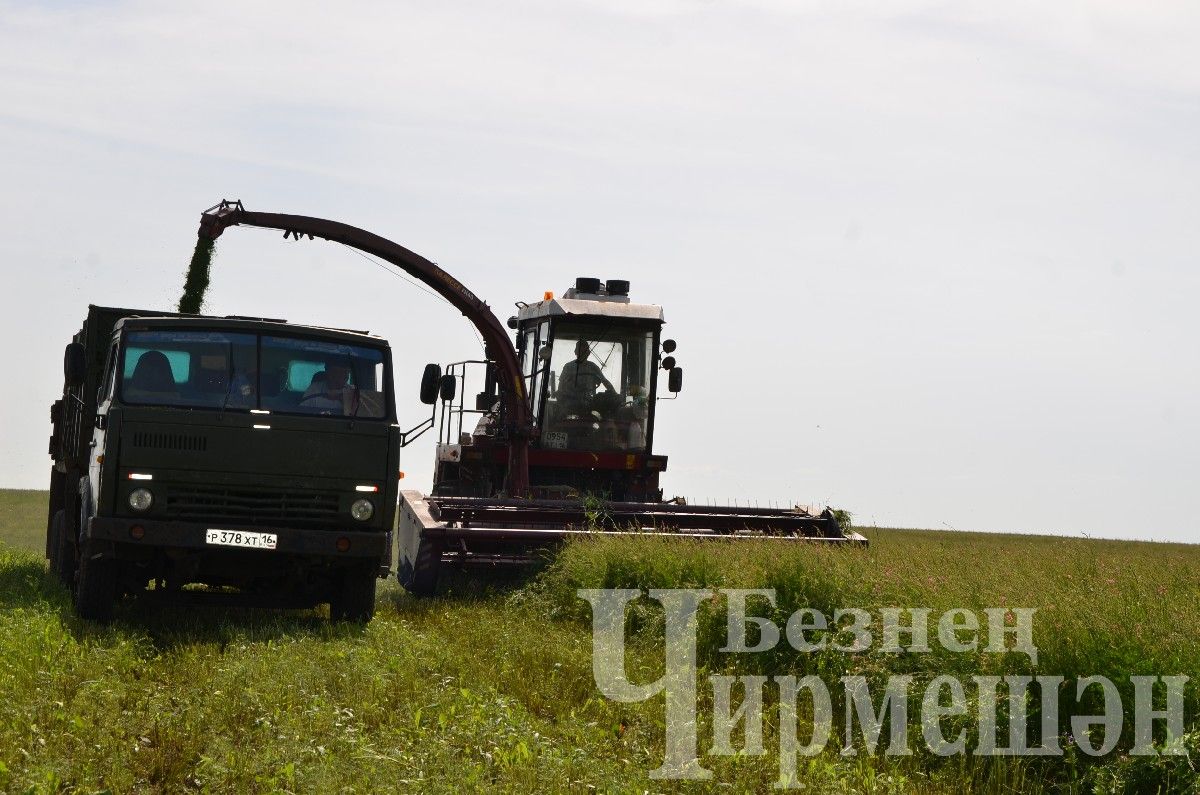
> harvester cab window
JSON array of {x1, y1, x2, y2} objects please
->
[
  {"x1": 121, "y1": 331, "x2": 256, "y2": 409},
  {"x1": 540, "y1": 324, "x2": 654, "y2": 452},
  {"x1": 519, "y1": 321, "x2": 552, "y2": 422}
]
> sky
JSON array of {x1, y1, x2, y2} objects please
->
[{"x1": 1, "y1": 1, "x2": 1197, "y2": 542}]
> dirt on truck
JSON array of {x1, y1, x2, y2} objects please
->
[{"x1": 47, "y1": 305, "x2": 401, "y2": 623}]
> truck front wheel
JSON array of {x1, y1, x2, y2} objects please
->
[
  {"x1": 74, "y1": 547, "x2": 117, "y2": 623},
  {"x1": 329, "y1": 565, "x2": 377, "y2": 623}
]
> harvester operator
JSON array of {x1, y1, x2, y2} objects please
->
[{"x1": 558, "y1": 339, "x2": 614, "y2": 412}]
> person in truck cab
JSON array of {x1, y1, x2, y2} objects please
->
[{"x1": 301, "y1": 361, "x2": 354, "y2": 414}]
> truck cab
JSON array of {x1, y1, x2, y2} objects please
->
[
  {"x1": 48, "y1": 305, "x2": 401, "y2": 622},
  {"x1": 428, "y1": 278, "x2": 682, "y2": 501}
]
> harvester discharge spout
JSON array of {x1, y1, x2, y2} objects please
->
[{"x1": 190, "y1": 199, "x2": 534, "y2": 497}]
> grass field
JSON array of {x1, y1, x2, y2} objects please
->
[{"x1": 0, "y1": 488, "x2": 1197, "y2": 793}]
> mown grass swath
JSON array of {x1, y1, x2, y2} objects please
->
[{"x1": 0, "y1": 489, "x2": 1196, "y2": 792}]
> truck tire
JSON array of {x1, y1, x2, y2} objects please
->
[
  {"x1": 50, "y1": 510, "x2": 76, "y2": 589},
  {"x1": 329, "y1": 566, "x2": 377, "y2": 623},
  {"x1": 75, "y1": 548, "x2": 117, "y2": 623}
]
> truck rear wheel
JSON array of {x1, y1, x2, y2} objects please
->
[
  {"x1": 50, "y1": 510, "x2": 76, "y2": 589},
  {"x1": 329, "y1": 566, "x2": 377, "y2": 623},
  {"x1": 75, "y1": 547, "x2": 117, "y2": 623}
]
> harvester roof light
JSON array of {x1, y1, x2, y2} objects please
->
[
  {"x1": 605, "y1": 279, "x2": 630, "y2": 296},
  {"x1": 543, "y1": 291, "x2": 554, "y2": 300},
  {"x1": 128, "y1": 473, "x2": 153, "y2": 481},
  {"x1": 355, "y1": 485, "x2": 379, "y2": 493},
  {"x1": 575, "y1": 277, "x2": 602, "y2": 294}
]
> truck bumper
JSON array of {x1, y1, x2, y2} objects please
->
[{"x1": 88, "y1": 516, "x2": 389, "y2": 561}]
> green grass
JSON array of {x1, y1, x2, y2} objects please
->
[
  {"x1": 1, "y1": 490, "x2": 1197, "y2": 793},
  {"x1": 0, "y1": 490, "x2": 48, "y2": 553}
]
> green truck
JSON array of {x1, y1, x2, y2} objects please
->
[{"x1": 47, "y1": 305, "x2": 400, "y2": 622}]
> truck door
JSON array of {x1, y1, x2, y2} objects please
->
[{"x1": 87, "y1": 340, "x2": 119, "y2": 511}]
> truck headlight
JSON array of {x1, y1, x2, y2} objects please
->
[
  {"x1": 350, "y1": 498, "x2": 374, "y2": 522},
  {"x1": 128, "y1": 488, "x2": 153, "y2": 512}
]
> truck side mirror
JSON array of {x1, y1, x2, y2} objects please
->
[
  {"x1": 419, "y1": 364, "x2": 442, "y2": 405},
  {"x1": 439, "y1": 374, "x2": 457, "y2": 402},
  {"x1": 64, "y1": 343, "x2": 86, "y2": 387},
  {"x1": 668, "y1": 367, "x2": 683, "y2": 394}
]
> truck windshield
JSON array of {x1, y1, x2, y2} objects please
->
[
  {"x1": 539, "y1": 322, "x2": 654, "y2": 452},
  {"x1": 120, "y1": 330, "x2": 389, "y2": 419}
]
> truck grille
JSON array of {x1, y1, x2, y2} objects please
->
[
  {"x1": 131, "y1": 431, "x2": 209, "y2": 452},
  {"x1": 165, "y1": 485, "x2": 341, "y2": 527}
]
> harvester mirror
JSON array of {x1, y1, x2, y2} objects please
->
[
  {"x1": 668, "y1": 367, "x2": 683, "y2": 394},
  {"x1": 419, "y1": 364, "x2": 442, "y2": 405},
  {"x1": 661, "y1": 355, "x2": 676, "y2": 371},
  {"x1": 439, "y1": 373, "x2": 457, "y2": 402},
  {"x1": 662, "y1": 338, "x2": 677, "y2": 353},
  {"x1": 64, "y1": 342, "x2": 86, "y2": 387}
]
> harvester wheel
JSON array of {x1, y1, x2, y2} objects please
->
[
  {"x1": 330, "y1": 565, "x2": 377, "y2": 623},
  {"x1": 74, "y1": 546, "x2": 117, "y2": 623},
  {"x1": 50, "y1": 510, "x2": 76, "y2": 589}
]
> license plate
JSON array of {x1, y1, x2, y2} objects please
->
[{"x1": 205, "y1": 529, "x2": 278, "y2": 550}]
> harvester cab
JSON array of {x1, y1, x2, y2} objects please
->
[{"x1": 426, "y1": 277, "x2": 680, "y2": 502}]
